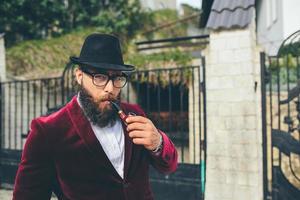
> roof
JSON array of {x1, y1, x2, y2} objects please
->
[
  {"x1": 206, "y1": 0, "x2": 255, "y2": 30},
  {"x1": 0, "y1": 33, "x2": 4, "y2": 39}
]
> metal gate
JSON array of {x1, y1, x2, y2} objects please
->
[
  {"x1": 261, "y1": 30, "x2": 300, "y2": 200},
  {"x1": 0, "y1": 62, "x2": 207, "y2": 200}
]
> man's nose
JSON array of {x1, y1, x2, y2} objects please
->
[{"x1": 104, "y1": 79, "x2": 114, "y2": 93}]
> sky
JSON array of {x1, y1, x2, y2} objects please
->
[{"x1": 177, "y1": 0, "x2": 202, "y2": 9}]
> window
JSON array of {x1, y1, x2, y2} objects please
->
[{"x1": 267, "y1": 0, "x2": 278, "y2": 28}]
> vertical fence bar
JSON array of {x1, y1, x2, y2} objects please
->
[
  {"x1": 66, "y1": 69, "x2": 70, "y2": 100},
  {"x1": 71, "y1": 68, "x2": 76, "y2": 96},
  {"x1": 8, "y1": 83, "x2": 11, "y2": 148},
  {"x1": 27, "y1": 81, "x2": 30, "y2": 138},
  {"x1": 168, "y1": 70, "x2": 172, "y2": 134},
  {"x1": 0, "y1": 82, "x2": 2, "y2": 184},
  {"x1": 46, "y1": 79, "x2": 50, "y2": 111},
  {"x1": 0, "y1": 82, "x2": 2, "y2": 151},
  {"x1": 54, "y1": 78, "x2": 57, "y2": 107},
  {"x1": 197, "y1": 65, "x2": 202, "y2": 197},
  {"x1": 40, "y1": 80, "x2": 43, "y2": 116},
  {"x1": 261, "y1": 52, "x2": 269, "y2": 200},
  {"x1": 1, "y1": 83, "x2": 4, "y2": 149},
  {"x1": 268, "y1": 58, "x2": 273, "y2": 134},
  {"x1": 198, "y1": 66, "x2": 202, "y2": 155},
  {"x1": 275, "y1": 56, "x2": 282, "y2": 179},
  {"x1": 20, "y1": 82, "x2": 24, "y2": 147},
  {"x1": 61, "y1": 77, "x2": 65, "y2": 105},
  {"x1": 297, "y1": 56, "x2": 300, "y2": 141},
  {"x1": 14, "y1": 82, "x2": 18, "y2": 149},
  {"x1": 202, "y1": 58, "x2": 207, "y2": 199},
  {"x1": 198, "y1": 65, "x2": 203, "y2": 197},
  {"x1": 276, "y1": 58, "x2": 281, "y2": 130},
  {"x1": 180, "y1": 69, "x2": 184, "y2": 163},
  {"x1": 33, "y1": 81, "x2": 37, "y2": 118},
  {"x1": 136, "y1": 73, "x2": 140, "y2": 105},
  {"x1": 268, "y1": 57, "x2": 274, "y2": 197},
  {"x1": 286, "y1": 55, "x2": 291, "y2": 132},
  {"x1": 136, "y1": 73, "x2": 141, "y2": 103},
  {"x1": 192, "y1": 67, "x2": 195, "y2": 163},
  {"x1": 146, "y1": 72, "x2": 150, "y2": 114},
  {"x1": 157, "y1": 71, "x2": 161, "y2": 128},
  {"x1": 278, "y1": 58, "x2": 282, "y2": 166}
]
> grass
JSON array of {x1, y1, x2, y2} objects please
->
[{"x1": 6, "y1": 27, "x2": 98, "y2": 78}]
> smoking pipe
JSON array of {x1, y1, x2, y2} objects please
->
[{"x1": 110, "y1": 101, "x2": 129, "y2": 126}]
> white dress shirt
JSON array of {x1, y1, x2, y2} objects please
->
[
  {"x1": 90, "y1": 121, "x2": 125, "y2": 179},
  {"x1": 77, "y1": 97, "x2": 125, "y2": 179}
]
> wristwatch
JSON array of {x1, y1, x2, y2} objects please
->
[{"x1": 152, "y1": 133, "x2": 163, "y2": 153}]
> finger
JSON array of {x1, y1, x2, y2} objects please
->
[
  {"x1": 128, "y1": 112, "x2": 137, "y2": 116},
  {"x1": 126, "y1": 116, "x2": 148, "y2": 124},
  {"x1": 127, "y1": 122, "x2": 150, "y2": 132},
  {"x1": 132, "y1": 138, "x2": 149, "y2": 146},
  {"x1": 128, "y1": 130, "x2": 146, "y2": 138}
]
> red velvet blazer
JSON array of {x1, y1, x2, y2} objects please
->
[{"x1": 13, "y1": 97, "x2": 178, "y2": 200}]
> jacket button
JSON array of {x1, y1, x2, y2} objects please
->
[{"x1": 124, "y1": 182, "x2": 130, "y2": 188}]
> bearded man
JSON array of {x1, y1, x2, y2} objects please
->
[{"x1": 13, "y1": 33, "x2": 178, "y2": 200}]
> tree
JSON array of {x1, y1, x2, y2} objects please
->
[{"x1": 0, "y1": 0, "x2": 148, "y2": 47}]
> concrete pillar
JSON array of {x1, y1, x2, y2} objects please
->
[
  {"x1": 203, "y1": 23, "x2": 263, "y2": 200},
  {"x1": 188, "y1": 63, "x2": 201, "y2": 164},
  {"x1": 0, "y1": 33, "x2": 6, "y2": 81}
]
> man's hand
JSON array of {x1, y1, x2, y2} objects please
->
[{"x1": 126, "y1": 116, "x2": 161, "y2": 151}]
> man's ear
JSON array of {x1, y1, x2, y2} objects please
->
[{"x1": 75, "y1": 68, "x2": 83, "y2": 85}]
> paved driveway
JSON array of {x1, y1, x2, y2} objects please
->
[
  {"x1": 0, "y1": 189, "x2": 13, "y2": 200},
  {"x1": 0, "y1": 189, "x2": 58, "y2": 199}
]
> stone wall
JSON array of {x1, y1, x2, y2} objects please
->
[{"x1": 203, "y1": 22, "x2": 263, "y2": 200}]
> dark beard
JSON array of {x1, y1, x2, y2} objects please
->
[{"x1": 78, "y1": 85, "x2": 119, "y2": 128}]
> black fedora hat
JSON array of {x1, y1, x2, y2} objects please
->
[{"x1": 70, "y1": 33, "x2": 135, "y2": 72}]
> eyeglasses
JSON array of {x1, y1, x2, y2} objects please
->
[{"x1": 82, "y1": 70, "x2": 128, "y2": 88}]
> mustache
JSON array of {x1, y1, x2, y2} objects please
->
[
  {"x1": 94, "y1": 96, "x2": 118, "y2": 106},
  {"x1": 99, "y1": 96, "x2": 117, "y2": 102}
]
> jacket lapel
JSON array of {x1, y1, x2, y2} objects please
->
[
  {"x1": 122, "y1": 121, "x2": 132, "y2": 180},
  {"x1": 121, "y1": 103, "x2": 133, "y2": 180},
  {"x1": 66, "y1": 96, "x2": 121, "y2": 179}
]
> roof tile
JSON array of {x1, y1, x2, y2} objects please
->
[{"x1": 206, "y1": 0, "x2": 255, "y2": 30}]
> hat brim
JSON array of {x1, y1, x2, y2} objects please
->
[{"x1": 70, "y1": 56, "x2": 135, "y2": 72}]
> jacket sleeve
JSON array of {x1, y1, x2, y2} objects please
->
[
  {"x1": 132, "y1": 105, "x2": 178, "y2": 174},
  {"x1": 148, "y1": 130, "x2": 178, "y2": 174},
  {"x1": 13, "y1": 119, "x2": 55, "y2": 200}
]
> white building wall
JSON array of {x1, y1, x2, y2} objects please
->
[
  {"x1": 140, "y1": 0, "x2": 177, "y2": 10},
  {"x1": 256, "y1": 0, "x2": 284, "y2": 56},
  {"x1": 282, "y1": 0, "x2": 300, "y2": 39},
  {"x1": 257, "y1": 0, "x2": 300, "y2": 56}
]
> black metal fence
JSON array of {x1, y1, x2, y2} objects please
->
[
  {"x1": 0, "y1": 77, "x2": 63, "y2": 150},
  {"x1": 128, "y1": 66, "x2": 207, "y2": 200},
  {"x1": 0, "y1": 64, "x2": 207, "y2": 199},
  {"x1": 125, "y1": 66, "x2": 206, "y2": 165},
  {"x1": 1, "y1": 65, "x2": 206, "y2": 163},
  {"x1": 261, "y1": 30, "x2": 300, "y2": 200}
]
